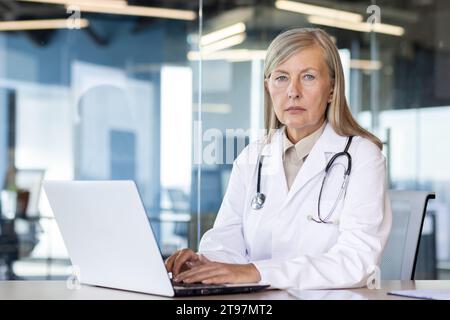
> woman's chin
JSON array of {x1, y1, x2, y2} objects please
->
[{"x1": 284, "y1": 120, "x2": 308, "y2": 129}]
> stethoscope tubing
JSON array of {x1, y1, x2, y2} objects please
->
[
  {"x1": 314, "y1": 136, "x2": 353, "y2": 223},
  {"x1": 252, "y1": 136, "x2": 354, "y2": 224}
]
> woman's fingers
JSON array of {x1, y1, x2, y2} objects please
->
[
  {"x1": 191, "y1": 270, "x2": 230, "y2": 284},
  {"x1": 175, "y1": 263, "x2": 228, "y2": 283},
  {"x1": 174, "y1": 263, "x2": 217, "y2": 281},
  {"x1": 172, "y1": 249, "x2": 198, "y2": 277},
  {"x1": 201, "y1": 275, "x2": 230, "y2": 284},
  {"x1": 174, "y1": 262, "x2": 260, "y2": 284},
  {"x1": 186, "y1": 253, "x2": 209, "y2": 268},
  {"x1": 164, "y1": 250, "x2": 210, "y2": 276},
  {"x1": 164, "y1": 250, "x2": 180, "y2": 272}
]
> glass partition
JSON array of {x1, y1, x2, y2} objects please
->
[{"x1": 0, "y1": 0, "x2": 197, "y2": 279}]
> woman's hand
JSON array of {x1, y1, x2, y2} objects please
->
[
  {"x1": 165, "y1": 248, "x2": 205, "y2": 277},
  {"x1": 173, "y1": 255, "x2": 261, "y2": 284}
]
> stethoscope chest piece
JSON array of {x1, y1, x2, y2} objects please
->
[{"x1": 251, "y1": 192, "x2": 266, "y2": 210}]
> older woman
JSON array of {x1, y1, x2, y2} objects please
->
[{"x1": 165, "y1": 28, "x2": 392, "y2": 290}]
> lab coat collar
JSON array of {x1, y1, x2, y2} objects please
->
[
  {"x1": 287, "y1": 122, "x2": 350, "y2": 204},
  {"x1": 259, "y1": 122, "x2": 350, "y2": 204},
  {"x1": 258, "y1": 129, "x2": 288, "y2": 195},
  {"x1": 321, "y1": 122, "x2": 352, "y2": 153}
]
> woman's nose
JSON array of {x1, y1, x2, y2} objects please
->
[{"x1": 287, "y1": 80, "x2": 302, "y2": 99}]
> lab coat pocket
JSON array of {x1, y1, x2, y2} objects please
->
[
  {"x1": 314, "y1": 198, "x2": 345, "y2": 224},
  {"x1": 301, "y1": 199, "x2": 342, "y2": 254},
  {"x1": 308, "y1": 198, "x2": 343, "y2": 223}
]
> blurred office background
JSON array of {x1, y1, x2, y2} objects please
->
[{"x1": 0, "y1": 0, "x2": 449, "y2": 280}]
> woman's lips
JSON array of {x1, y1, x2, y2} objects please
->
[{"x1": 286, "y1": 106, "x2": 306, "y2": 114}]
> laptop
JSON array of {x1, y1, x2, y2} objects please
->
[{"x1": 43, "y1": 180, "x2": 269, "y2": 297}]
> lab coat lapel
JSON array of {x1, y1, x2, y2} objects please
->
[
  {"x1": 261, "y1": 129, "x2": 289, "y2": 199},
  {"x1": 283, "y1": 123, "x2": 348, "y2": 205}
]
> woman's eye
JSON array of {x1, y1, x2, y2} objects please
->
[
  {"x1": 275, "y1": 75, "x2": 288, "y2": 81},
  {"x1": 303, "y1": 74, "x2": 315, "y2": 81}
]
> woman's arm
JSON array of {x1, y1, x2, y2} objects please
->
[{"x1": 197, "y1": 146, "x2": 252, "y2": 264}]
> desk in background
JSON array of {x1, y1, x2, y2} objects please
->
[{"x1": 0, "y1": 281, "x2": 449, "y2": 300}]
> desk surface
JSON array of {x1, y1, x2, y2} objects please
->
[{"x1": 1, "y1": 280, "x2": 450, "y2": 300}]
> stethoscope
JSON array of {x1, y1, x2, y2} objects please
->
[{"x1": 251, "y1": 136, "x2": 354, "y2": 224}]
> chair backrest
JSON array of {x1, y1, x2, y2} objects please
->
[{"x1": 380, "y1": 190, "x2": 435, "y2": 280}]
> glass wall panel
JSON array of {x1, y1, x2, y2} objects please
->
[{"x1": 0, "y1": 0, "x2": 197, "y2": 280}]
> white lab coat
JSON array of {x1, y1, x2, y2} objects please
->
[{"x1": 198, "y1": 123, "x2": 392, "y2": 290}]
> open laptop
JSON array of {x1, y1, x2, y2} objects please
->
[{"x1": 43, "y1": 180, "x2": 269, "y2": 297}]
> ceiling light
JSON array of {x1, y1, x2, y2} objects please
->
[
  {"x1": 71, "y1": 4, "x2": 196, "y2": 20},
  {"x1": 16, "y1": 0, "x2": 196, "y2": 21},
  {"x1": 201, "y1": 23, "x2": 246, "y2": 46},
  {"x1": 201, "y1": 33, "x2": 246, "y2": 55},
  {"x1": 350, "y1": 59, "x2": 383, "y2": 70},
  {"x1": 368, "y1": 23, "x2": 405, "y2": 37},
  {"x1": 275, "y1": 0, "x2": 363, "y2": 23},
  {"x1": 17, "y1": 0, "x2": 127, "y2": 7},
  {"x1": 0, "y1": 18, "x2": 89, "y2": 31},
  {"x1": 308, "y1": 15, "x2": 405, "y2": 36}
]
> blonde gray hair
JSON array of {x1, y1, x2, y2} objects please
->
[{"x1": 263, "y1": 27, "x2": 382, "y2": 149}]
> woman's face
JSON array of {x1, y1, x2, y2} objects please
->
[{"x1": 266, "y1": 45, "x2": 334, "y2": 132}]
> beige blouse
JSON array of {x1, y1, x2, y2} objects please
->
[{"x1": 283, "y1": 121, "x2": 327, "y2": 190}]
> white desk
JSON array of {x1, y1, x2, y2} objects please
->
[{"x1": 0, "y1": 280, "x2": 450, "y2": 300}]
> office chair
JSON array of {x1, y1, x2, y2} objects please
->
[{"x1": 380, "y1": 190, "x2": 435, "y2": 280}]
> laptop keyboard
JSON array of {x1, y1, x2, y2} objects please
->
[{"x1": 171, "y1": 279, "x2": 226, "y2": 288}]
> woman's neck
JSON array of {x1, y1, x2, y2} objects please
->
[{"x1": 286, "y1": 119, "x2": 325, "y2": 144}]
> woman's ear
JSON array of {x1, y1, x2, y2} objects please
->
[
  {"x1": 328, "y1": 89, "x2": 334, "y2": 103},
  {"x1": 328, "y1": 81, "x2": 335, "y2": 103}
]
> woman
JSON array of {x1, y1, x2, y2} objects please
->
[{"x1": 165, "y1": 28, "x2": 392, "y2": 290}]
